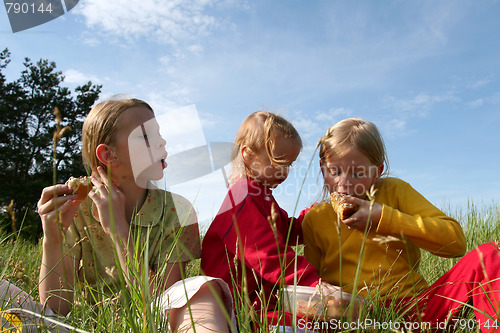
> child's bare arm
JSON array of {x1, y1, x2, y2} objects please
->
[
  {"x1": 37, "y1": 184, "x2": 80, "y2": 315},
  {"x1": 39, "y1": 244, "x2": 77, "y2": 315}
]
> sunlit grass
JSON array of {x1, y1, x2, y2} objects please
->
[{"x1": 1, "y1": 201, "x2": 498, "y2": 332}]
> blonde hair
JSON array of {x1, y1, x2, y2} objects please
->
[
  {"x1": 82, "y1": 97, "x2": 154, "y2": 173},
  {"x1": 318, "y1": 118, "x2": 389, "y2": 198},
  {"x1": 229, "y1": 111, "x2": 302, "y2": 184}
]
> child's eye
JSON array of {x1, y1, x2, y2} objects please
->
[
  {"x1": 140, "y1": 124, "x2": 151, "y2": 147},
  {"x1": 328, "y1": 168, "x2": 340, "y2": 176},
  {"x1": 143, "y1": 135, "x2": 150, "y2": 147}
]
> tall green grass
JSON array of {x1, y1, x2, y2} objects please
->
[
  {"x1": 0, "y1": 219, "x2": 210, "y2": 332},
  {"x1": 420, "y1": 200, "x2": 500, "y2": 283},
  {"x1": 1, "y1": 200, "x2": 499, "y2": 332}
]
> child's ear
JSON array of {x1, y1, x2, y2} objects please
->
[
  {"x1": 241, "y1": 145, "x2": 253, "y2": 164},
  {"x1": 96, "y1": 144, "x2": 119, "y2": 168},
  {"x1": 377, "y1": 164, "x2": 384, "y2": 177},
  {"x1": 372, "y1": 164, "x2": 384, "y2": 184}
]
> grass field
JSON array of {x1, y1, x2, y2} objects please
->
[{"x1": 1, "y1": 200, "x2": 499, "y2": 332}]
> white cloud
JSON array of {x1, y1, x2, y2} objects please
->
[
  {"x1": 467, "y1": 92, "x2": 500, "y2": 109},
  {"x1": 63, "y1": 69, "x2": 102, "y2": 85},
  {"x1": 466, "y1": 79, "x2": 491, "y2": 89},
  {"x1": 468, "y1": 99, "x2": 484, "y2": 108},
  {"x1": 315, "y1": 108, "x2": 353, "y2": 122},
  {"x1": 384, "y1": 93, "x2": 458, "y2": 113},
  {"x1": 74, "y1": 0, "x2": 235, "y2": 46},
  {"x1": 147, "y1": 84, "x2": 194, "y2": 111},
  {"x1": 379, "y1": 91, "x2": 460, "y2": 138},
  {"x1": 187, "y1": 44, "x2": 204, "y2": 55},
  {"x1": 291, "y1": 108, "x2": 354, "y2": 140},
  {"x1": 291, "y1": 117, "x2": 317, "y2": 138},
  {"x1": 386, "y1": 119, "x2": 407, "y2": 133}
]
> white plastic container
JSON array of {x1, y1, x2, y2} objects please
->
[{"x1": 281, "y1": 285, "x2": 360, "y2": 320}]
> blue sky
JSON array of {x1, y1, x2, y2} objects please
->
[{"x1": 2, "y1": 0, "x2": 499, "y2": 228}]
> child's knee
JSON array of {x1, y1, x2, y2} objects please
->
[{"x1": 194, "y1": 280, "x2": 224, "y2": 301}]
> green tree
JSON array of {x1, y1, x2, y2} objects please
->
[{"x1": 0, "y1": 48, "x2": 101, "y2": 242}]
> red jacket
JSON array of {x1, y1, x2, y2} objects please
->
[{"x1": 201, "y1": 178, "x2": 319, "y2": 311}]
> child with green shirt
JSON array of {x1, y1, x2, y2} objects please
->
[{"x1": 34, "y1": 97, "x2": 234, "y2": 332}]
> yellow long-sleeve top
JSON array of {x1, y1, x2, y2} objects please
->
[{"x1": 303, "y1": 177, "x2": 466, "y2": 300}]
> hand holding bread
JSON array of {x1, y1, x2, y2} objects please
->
[
  {"x1": 65, "y1": 176, "x2": 92, "y2": 200},
  {"x1": 330, "y1": 192, "x2": 359, "y2": 221},
  {"x1": 37, "y1": 181, "x2": 84, "y2": 243},
  {"x1": 331, "y1": 192, "x2": 383, "y2": 230}
]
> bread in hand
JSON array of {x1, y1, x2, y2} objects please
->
[
  {"x1": 66, "y1": 176, "x2": 92, "y2": 200},
  {"x1": 331, "y1": 192, "x2": 358, "y2": 221}
]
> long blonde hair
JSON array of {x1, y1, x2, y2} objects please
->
[
  {"x1": 318, "y1": 118, "x2": 389, "y2": 198},
  {"x1": 82, "y1": 97, "x2": 154, "y2": 173},
  {"x1": 229, "y1": 111, "x2": 302, "y2": 184}
]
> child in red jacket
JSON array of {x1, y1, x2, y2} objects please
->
[{"x1": 201, "y1": 111, "x2": 335, "y2": 329}]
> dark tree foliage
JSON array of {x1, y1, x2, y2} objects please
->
[{"x1": 0, "y1": 48, "x2": 101, "y2": 242}]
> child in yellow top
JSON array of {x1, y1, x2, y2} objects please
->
[
  {"x1": 304, "y1": 175, "x2": 466, "y2": 300},
  {"x1": 303, "y1": 118, "x2": 500, "y2": 331}
]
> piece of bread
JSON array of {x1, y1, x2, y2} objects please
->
[
  {"x1": 66, "y1": 176, "x2": 92, "y2": 200},
  {"x1": 284, "y1": 285, "x2": 361, "y2": 321},
  {"x1": 331, "y1": 192, "x2": 358, "y2": 220},
  {"x1": 325, "y1": 295, "x2": 360, "y2": 320}
]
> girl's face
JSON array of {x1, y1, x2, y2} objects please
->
[
  {"x1": 321, "y1": 148, "x2": 383, "y2": 198},
  {"x1": 246, "y1": 132, "x2": 300, "y2": 189},
  {"x1": 111, "y1": 106, "x2": 167, "y2": 186}
]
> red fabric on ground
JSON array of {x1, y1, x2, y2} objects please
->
[{"x1": 404, "y1": 242, "x2": 500, "y2": 332}]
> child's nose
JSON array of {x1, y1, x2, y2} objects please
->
[
  {"x1": 337, "y1": 174, "x2": 352, "y2": 192},
  {"x1": 159, "y1": 139, "x2": 167, "y2": 156},
  {"x1": 159, "y1": 136, "x2": 166, "y2": 148}
]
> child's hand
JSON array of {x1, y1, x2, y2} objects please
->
[
  {"x1": 340, "y1": 196, "x2": 382, "y2": 230},
  {"x1": 88, "y1": 166, "x2": 127, "y2": 237},
  {"x1": 37, "y1": 184, "x2": 81, "y2": 243}
]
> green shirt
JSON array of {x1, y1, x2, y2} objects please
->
[{"x1": 64, "y1": 188, "x2": 201, "y2": 291}]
